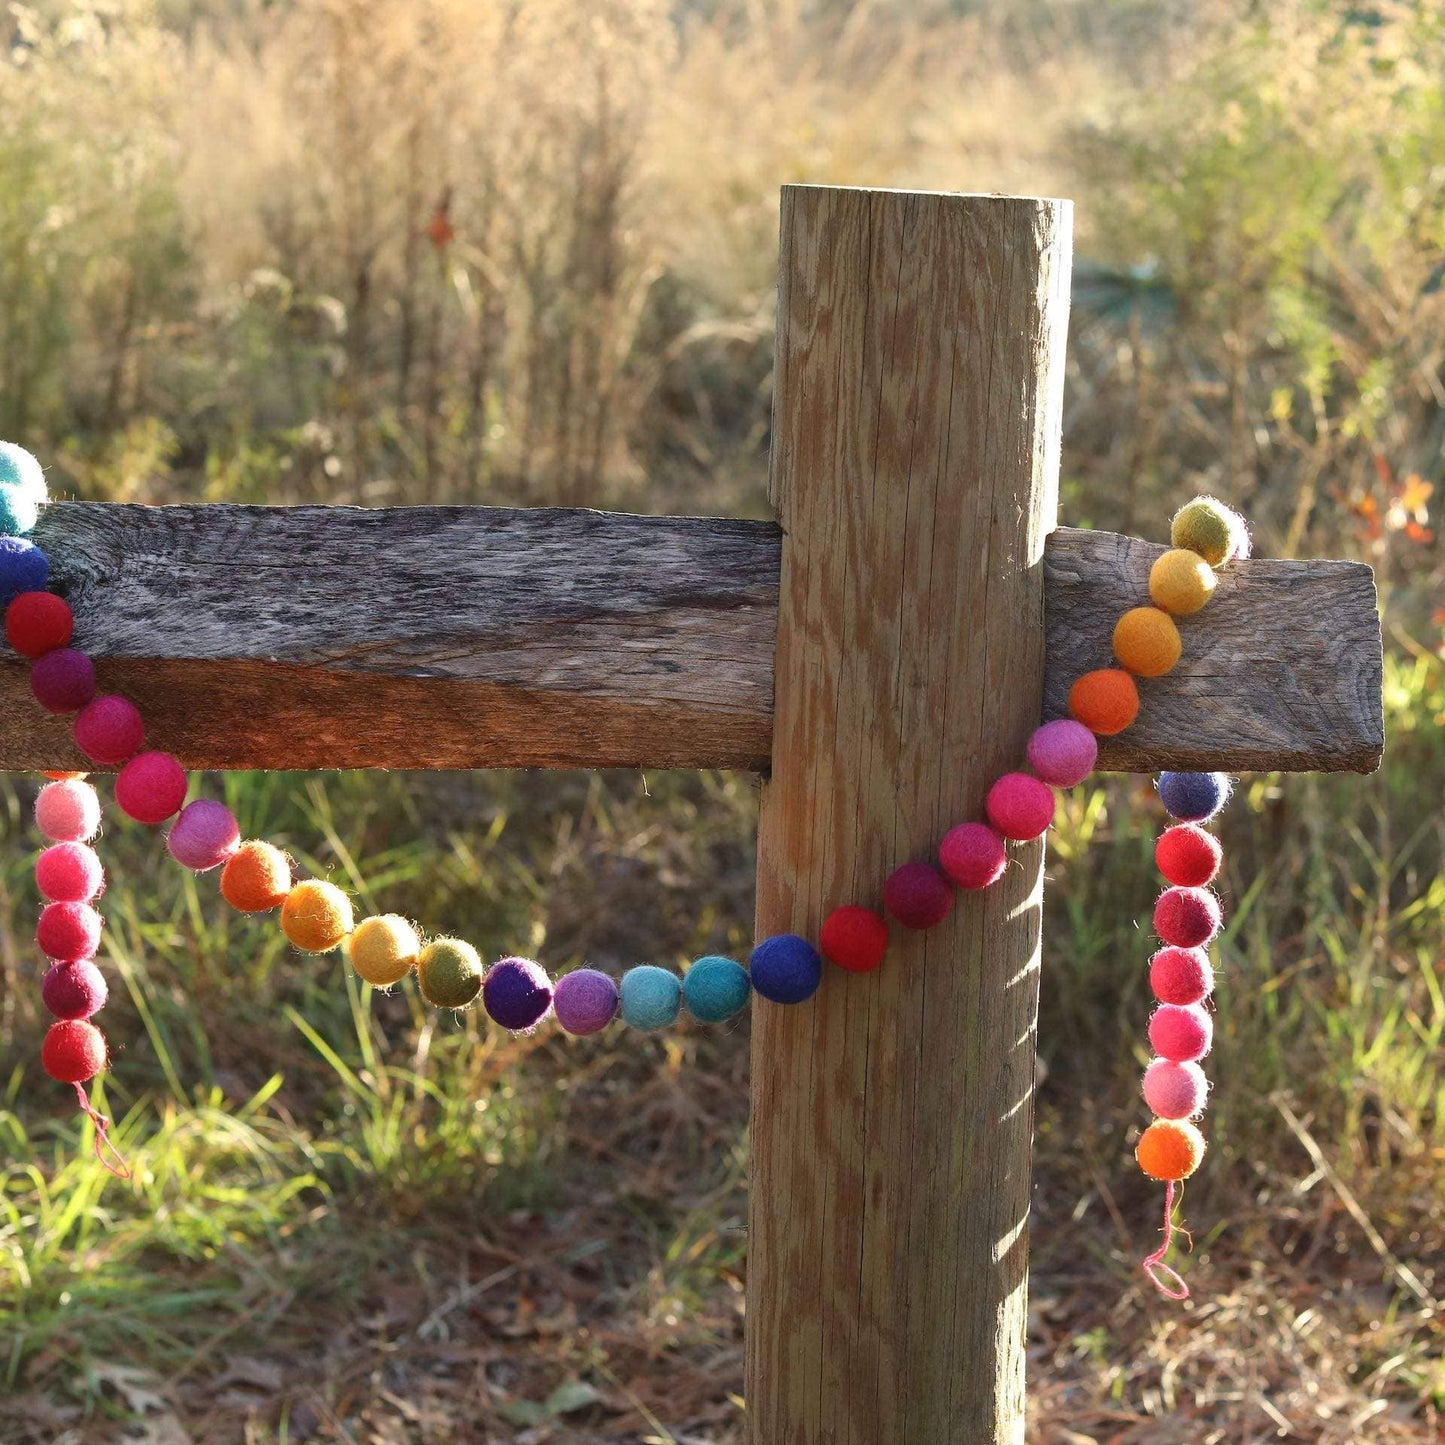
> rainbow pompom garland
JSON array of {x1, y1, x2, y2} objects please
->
[{"x1": 0, "y1": 443, "x2": 1251, "y2": 1296}]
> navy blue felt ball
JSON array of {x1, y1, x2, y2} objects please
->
[
  {"x1": 748, "y1": 934, "x2": 823, "y2": 1005},
  {"x1": 1157, "y1": 771, "x2": 1231, "y2": 823},
  {"x1": 0, "y1": 537, "x2": 46, "y2": 603}
]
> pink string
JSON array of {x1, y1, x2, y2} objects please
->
[
  {"x1": 1142, "y1": 1179, "x2": 1190, "y2": 1300},
  {"x1": 73, "y1": 1081, "x2": 132, "y2": 1180}
]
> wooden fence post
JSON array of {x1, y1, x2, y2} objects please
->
[{"x1": 749, "y1": 185, "x2": 1073, "y2": 1442}]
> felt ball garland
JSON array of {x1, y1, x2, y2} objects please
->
[{"x1": 1, "y1": 438, "x2": 1255, "y2": 1298}]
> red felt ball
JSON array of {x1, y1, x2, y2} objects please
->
[
  {"x1": 37, "y1": 901, "x2": 103, "y2": 962},
  {"x1": 1155, "y1": 824, "x2": 1222, "y2": 888},
  {"x1": 41, "y1": 960, "x2": 108, "y2": 1020},
  {"x1": 883, "y1": 861, "x2": 953, "y2": 930},
  {"x1": 5, "y1": 591, "x2": 73, "y2": 658},
  {"x1": 1149, "y1": 945, "x2": 1214, "y2": 1005},
  {"x1": 938, "y1": 822, "x2": 1007, "y2": 890},
  {"x1": 115, "y1": 751, "x2": 188, "y2": 825},
  {"x1": 35, "y1": 842, "x2": 104, "y2": 903},
  {"x1": 41, "y1": 1018, "x2": 107, "y2": 1084},
  {"x1": 74, "y1": 694, "x2": 144, "y2": 766},
  {"x1": 819, "y1": 905, "x2": 888, "y2": 972},
  {"x1": 30, "y1": 648, "x2": 96, "y2": 713},
  {"x1": 1153, "y1": 886, "x2": 1222, "y2": 949},
  {"x1": 985, "y1": 773, "x2": 1055, "y2": 842}
]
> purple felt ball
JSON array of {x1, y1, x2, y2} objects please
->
[
  {"x1": 41, "y1": 959, "x2": 108, "y2": 1020},
  {"x1": 482, "y1": 956, "x2": 554, "y2": 1032},
  {"x1": 30, "y1": 648, "x2": 96, "y2": 714},
  {"x1": 1025, "y1": 719, "x2": 1098, "y2": 788},
  {"x1": 552, "y1": 967, "x2": 619, "y2": 1036},
  {"x1": 167, "y1": 798, "x2": 240, "y2": 872}
]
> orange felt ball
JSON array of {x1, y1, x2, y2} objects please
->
[
  {"x1": 281, "y1": 879, "x2": 353, "y2": 953},
  {"x1": 221, "y1": 840, "x2": 292, "y2": 913},
  {"x1": 1067, "y1": 669, "x2": 1140, "y2": 736},
  {"x1": 1112, "y1": 607, "x2": 1182, "y2": 678},
  {"x1": 1136, "y1": 1118, "x2": 1206, "y2": 1182}
]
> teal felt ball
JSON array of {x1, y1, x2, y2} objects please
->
[
  {"x1": 682, "y1": 955, "x2": 751, "y2": 1023},
  {"x1": 620, "y1": 965, "x2": 682, "y2": 1031},
  {"x1": 0, "y1": 481, "x2": 38, "y2": 536},
  {"x1": 0, "y1": 443, "x2": 46, "y2": 500}
]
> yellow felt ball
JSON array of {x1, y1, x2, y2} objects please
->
[
  {"x1": 1149, "y1": 548, "x2": 1217, "y2": 616},
  {"x1": 1113, "y1": 606, "x2": 1182, "y2": 678},
  {"x1": 346, "y1": 914, "x2": 421, "y2": 987},
  {"x1": 281, "y1": 879, "x2": 354, "y2": 953}
]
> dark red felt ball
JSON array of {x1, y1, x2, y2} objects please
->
[
  {"x1": 1155, "y1": 824, "x2": 1222, "y2": 888},
  {"x1": 1153, "y1": 886, "x2": 1221, "y2": 949},
  {"x1": 882, "y1": 861, "x2": 953, "y2": 930},
  {"x1": 5, "y1": 591, "x2": 73, "y2": 659},
  {"x1": 41, "y1": 1018, "x2": 107, "y2": 1084},
  {"x1": 30, "y1": 647, "x2": 96, "y2": 713},
  {"x1": 819, "y1": 905, "x2": 888, "y2": 973},
  {"x1": 41, "y1": 960, "x2": 109, "y2": 1020},
  {"x1": 37, "y1": 900, "x2": 103, "y2": 961}
]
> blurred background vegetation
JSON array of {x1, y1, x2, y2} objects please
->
[{"x1": 1, "y1": 0, "x2": 1443, "y2": 1440}]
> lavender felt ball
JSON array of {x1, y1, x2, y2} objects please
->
[
  {"x1": 482, "y1": 956, "x2": 554, "y2": 1031},
  {"x1": 553, "y1": 968, "x2": 619, "y2": 1036},
  {"x1": 167, "y1": 798, "x2": 240, "y2": 871}
]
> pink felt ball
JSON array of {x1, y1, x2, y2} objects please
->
[
  {"x1": 1142, "y1": 1058, "x2": 1209, "y2": 1120},
  {"x1": 882, "y1": 861, "x2": 953, "y2": 930},
  {"x1": 41, "y1": 959, "x2": 109, "y2": 1020},
  {"x1": 73, "y1": 694, "x2": 144, "y2": 766},
  {"x1": 1148, "y1": 1003, "x2": 1213, "y2": 1063},
  {"x1": 167, "y1": 798, "x2": 241, "y2": 872},
  {"x1": 115, "y1": 751, "x2": 188, "y2": 825},
  {"x1": 938, "y1": 822, "x2": 1007, "y2": 891},
  {"x1": 985, "y1": 773, "x2": 1056, "y2": 842},
  {"x1": 35, "y1": 842, "x2": 104, "y2": 903},
  {"x1": 30, "y1": 648, "x2": 96, "y2": 714},
  {"x1": 1149, "y1": 945, "x2": 1214, "y2": 1006},
  {"x1": 1154, "y1": 886, "x2": 1222, "y2": 949},
  {"x1": 37, "y1": 901, "x2": 103, "y2": 962},
  {"x1": 34, "y1": 779, "x2": 101, "y2": 843},
  {"x1": 1025, "y1": 720, "x2": 1098, "y2": 788}
]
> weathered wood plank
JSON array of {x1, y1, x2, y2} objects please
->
[
  {"x1": 2, "y1": 502, "x2": 782, "y2": 771},
  {"x1": 748, "y1": 185, "x2": 1070, "y2": 1445},
  {"x1": 0, "y1": 504, "x2": 1382, "y2": 774},
  {"x1": 1044, "y1": 527, "x2": 1384, "y2": 774}
]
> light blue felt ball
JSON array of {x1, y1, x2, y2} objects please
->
[
  {"x1": 0, "y1": 443, "x2": 46, "y2": 501},
  {"x1": 619, "y1": 965, "x2": 682, "y2": 1031},
  {"x1": 0, "y1": 481, "x2": 39, "y2": 536},
  {"x1": 682, "y1": 955, "x2": 751, "y2": 1023}
]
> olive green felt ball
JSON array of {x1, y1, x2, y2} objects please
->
[
  {"x1": 1170, "y1": 497, "x2": 1245, "y2": 567},
  {"x1": 417, "y1": 937, "x2": 483, "y2": 1010}
]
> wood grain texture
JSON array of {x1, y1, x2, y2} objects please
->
[
  {"x1": 747, "y1": 185, "x2": 1072, "y2": 1444},
  {"x1": 1044, "y1": 528, "x2": 1384, "y2": 773},
  {"x1": 0, "y1": 502, "x2": 781, "y2": 770}
]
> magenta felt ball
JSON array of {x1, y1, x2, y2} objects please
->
[
  {"x1": 1142, "y1": 1058, "x2": 1209, "y2": 1120},
  {"x1": 35, "y1": 779, "x2": 101, "y2": 843},
  {"x1": 30, "y1": 648, "x2": 96, "y2": 714},
  {"x1": 1148, "y1": 1003, "x2": 1213, "y2": 1063},
  {"x1": 985, "y1": 773, "x2": 1055, "y2": 842},
  {"x1": 1025, "y1": 720, "x2": 1098, "y2": 788},
  {"x1": 882, "y1": 861, "x2": 953, "y2": 930},
  {"x1": 115, "y1": 751, "x2": 188, "y2": 825},
  {"x1": 1154, "y1": 886, "x2": 1222, "y2": 949},
  {"x1": 1155, "y1": 824, "x2": 1222, "y2": 888},
  {"x1": 37, "y1": 901, "x2": 103, "y2": 962},
  {"x1": 1149, "y1": 945, "x2": 1214, "y2": 1006},
  {"x1": 167, "y1": 798, "x2": 240, "y2": 871},
  {"x1": 35, "y1": 842, "x2": 103, "y2": 903},
  {"x1": 938, "y1": 822, "x2": 1007, "y2": 891},
  {"x1": 553, "y1": 968, "x2": 619, "y2": 1035},
  {"x1": 41, "y1": 960, "x2": 108, "y2": 1020},
  {"x1": 74, "y1": 694, "x2": 144, "y2": 766}
]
